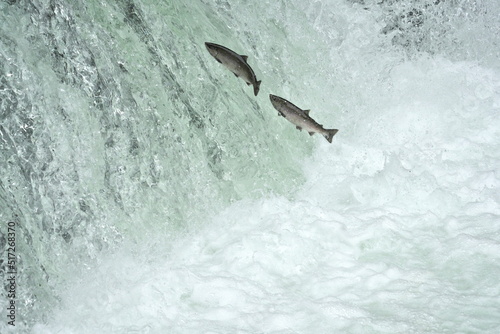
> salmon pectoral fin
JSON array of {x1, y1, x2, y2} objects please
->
[{"x1": 296, "y1": 126, "x2": 302, "y2": 131}]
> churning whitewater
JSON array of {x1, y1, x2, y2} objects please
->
[{"x1": 1, "y1": 0, "x2": 499, "y2": 333}]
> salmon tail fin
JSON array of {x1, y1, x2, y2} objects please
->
[
  {"x1": 324, "y1": 129, "x2": 339, "y2": 143},
  {"x1": 254, "y1": 80, "x2": 261, "y2": 96}
]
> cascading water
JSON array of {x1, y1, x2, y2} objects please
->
[{"x1": 1, "y1": 0, "x2": 499, "y2": 333}]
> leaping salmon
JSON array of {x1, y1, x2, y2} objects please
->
[
  {"x1": 269, "y1": 94, "x2": 338, "y2": 143},
  {"x1": 205, "y1": 42, "x2": 261, "y2": 96}
]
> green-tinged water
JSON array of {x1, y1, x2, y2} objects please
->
[
  {"x1": 1, "y1": 0, "x2": 311, "y2": 327},
  {"x1": 1, "y1": 0, "x2": 499, "y2": 332}
]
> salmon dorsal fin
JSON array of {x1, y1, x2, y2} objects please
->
[
  {"x1": 304, "y1": 109, "x2": 310, "y2": 116},
  {"x1": 241, "y1": 55, "x2": 248, "y2": 62}
]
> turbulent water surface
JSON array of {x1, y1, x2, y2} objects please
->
[{"x1": 1, "y1": 0, "x2": 499, "y2": 333}]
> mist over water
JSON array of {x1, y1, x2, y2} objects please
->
[{"x1": 0, "y1": 0, "x2": 499, "y2": 333}]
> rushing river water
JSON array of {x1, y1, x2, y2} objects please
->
[{"x1": 1, "y1": 0, "x2": 499, "y2": 333}]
